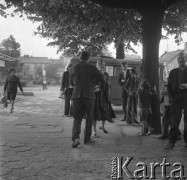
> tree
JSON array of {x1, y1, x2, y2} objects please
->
[
  {"x1": 34, "y1": 1, "x2": 141, "y2": 58},
  {"x1": 0, "y1": 35, "x2": 22, "y2": 77},
  {"x1": 0, "y1": 35, "x2": 21, "y2": 57},
  {"x1": 3, "y1": 0, "x2": 141, "y2": 58},
  {"x1": 88, "y1": 0, "x2": 187, "y2": 133},
  {"x1": 3, "y1": 0, "x2": 187, "y2": 133}
]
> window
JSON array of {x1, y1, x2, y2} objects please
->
[{"x1": 106, "y1": 66, "x2": 114, "y2": 76}]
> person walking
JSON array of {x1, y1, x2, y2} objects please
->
[
  {"x1": 3, "y1": 68, "x2": 23, "y2": 113},
  {"x1": 92, "y1": 58, "x2": 115, "y2": 137},
  {"x1": 60, "y1": 65, "x2": 73, "y2": 117},
  {"x1": 118, "y1": 62, "x2": 130, "y2": 121},
  {"x1": 166, "y1": 53, "x2": 187, "y2": 149},
  {"x1": 43, "y1": 79, "x2": 47, "y2": 90},
  {"x1": 70, "y1": 51, "x2": 105, "y2": 148}
]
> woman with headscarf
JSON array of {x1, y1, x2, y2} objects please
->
[
  {"x1": 92, "y1": 58, "x2": 116, "y2": 137},
  {"x1": 3, "y1": 68, "x2": 23, "y2": 113}
]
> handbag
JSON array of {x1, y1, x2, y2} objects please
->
[{"x1": 3, "y1": 95, "x2": 8, "y2": 108}]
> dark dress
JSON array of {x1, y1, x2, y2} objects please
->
[
  {"x1": 94, "y1": 72, "x2": 116, "y2": 121},
  {"x1": 4, "y1": 75, "x2": 23, "y2": 100}
]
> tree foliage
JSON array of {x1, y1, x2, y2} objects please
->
[
  {"x1": 3, "y1": 0, "x2": 141, "y2": 57},
  {"x1": 0, "y1": 35, "x2": 21, "y2": 58},
  {"x1": 3, "y1": 0, "x2": 187, "y2": 58},
  {"x1": 0, "y1": 35, "x2": 22, "y2": 77}
]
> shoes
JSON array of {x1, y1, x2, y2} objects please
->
[
  {"x1": 92, "y1": 133, "x2": 99, "y2": 138},
  {"x1": 139, "y1": 132, "x2": 146, "y2": 136},
  {"x1": 121, "y1": 119, "x2": 125, "y2": 121},
  {"x1": 158, "y1": 135, "x2": 168, "y2": 140},
  {"x1": 99, "y1": 126, "x2": 108, "y2": 133},
  {"x1": 108, "y1": 119, "x2": 114, "y2": 123},
  {"x1": 103, "y1": 129, "x2": 108, "y2": 134},
  {"x1": 146, "y1": 128, "x2": 154, "y2": 136},
  {"x1": 65, "y1": 115, "x2": 71, "y2": 117},
  {"x1": 165, "y1": 143, "x2": 175, "y2": 149},
  {"x1": 133, "y1": 122, "x2": 140, "y2": 126},
  {"x1": 72, "y1": 139, "x2": 81, "y2": 148}
]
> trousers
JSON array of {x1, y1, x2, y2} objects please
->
[
  {"x1": 71, "y1": 98, "x2": 95, "y2": 142},
  {"x1": 168, "y1": 92, "x2": 187, "y2": 144}
]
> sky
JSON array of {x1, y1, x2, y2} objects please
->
[{"x1": 1, "y1": 15, "x2": 187, "y2": 59}]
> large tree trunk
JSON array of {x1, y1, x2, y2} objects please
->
[
  {"x1": 141, "y1": 10, "x2": 164, "y2": 134},
  {"x1": 115, "y1": 41, "x2": 125, "y2": 59}
]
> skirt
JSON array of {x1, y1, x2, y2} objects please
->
[
  {"x1": 7, "y1": 92, "x2": 17, "y2": 101},
  {"x1": 94, "y1": 90, "x2": 116, "y2": 121}
]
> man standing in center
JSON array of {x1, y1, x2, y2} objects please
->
[
  {"x1": 70, "y1": 51, "x2": 105, "y2": 148},
  {"x1": 118, "y1": 62, "x2": 130, "y2": 121}
]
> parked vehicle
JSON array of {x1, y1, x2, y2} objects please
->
[{"x1": 66, "y1": 56, "x2": 167, "y2": 105}]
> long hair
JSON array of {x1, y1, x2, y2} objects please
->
[
  {"x1": 141, "y1": 80, "x2": 150, "y2": 90},
  {"x1": 96, "y1": 58, "x2": 106, "y2": 72}
]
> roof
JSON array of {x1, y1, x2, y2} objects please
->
[
  {"x1": 0, "y1": 52, "x2": 20, "y2": 62},
  {"x1": 160, "y1": 49, "x2": 187, "y2": 64},
  {"x1": 66, "y1": 56, "x2": 142, "y2": 70},
  {"x1": 20, "y1": 56, "x2": 63, "y2": 65}
]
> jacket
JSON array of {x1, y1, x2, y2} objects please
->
[
  {"x1": 167, "y1": 67, "x2": 187, "y2": 101},
  {"x1": 70, "y1": 61, "x2": 105, "y2": 100}
]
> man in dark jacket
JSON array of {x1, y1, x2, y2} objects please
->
[
  {"x1": 118, "y1": 62, "x2": 130, "y2": 121},
  {"x1": 60, "y1": 65, "x2": 73, "y2": 117},
  {"x1": 70, "y1": 51, "x2": 105, "y2": 148},
  {"x1": 166, "y1": 52, "x2": 187, "y2": 149}
]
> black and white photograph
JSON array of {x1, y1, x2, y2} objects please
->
[{"x1": 0, "y1": 0, "x2": 187, "y2": 179}]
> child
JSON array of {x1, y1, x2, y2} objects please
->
[
  {"x1": 158, "y1": 83, "x2": 181, "y2": 140},
  {"x1": 138, "y1": 80, "x2": 155, "y2": 136}
]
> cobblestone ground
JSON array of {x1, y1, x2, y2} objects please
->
[{"x1": 0, "y1": 86, "x2": 187, "y2": 180}]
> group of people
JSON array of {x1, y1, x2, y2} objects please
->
[
  {"x1": 3, "y1": 51, "x2": 187, "y2": 150},
  {"x1": 61, "y1": 51, "x2": 159, "y2": 148},
  {"x1": 118, "y1": 62, "x2": 157, "y2": 135},
  {"x1": 61, "y1": 51, "x2": 116, "y2": 147}
]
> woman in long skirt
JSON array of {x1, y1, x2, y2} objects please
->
[{"x1": 92, "y1": 58, "x2": 116, "y2": 137}]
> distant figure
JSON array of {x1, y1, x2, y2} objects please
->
[
  {"x1": 70, "y1": 51, "x2": 104, "y2": 148},
  {"x1": 4, "y1": 68, "x2": 23, "y2": 113},
  {"x1": 43, "y1": 79, "x2": 47, "y2": 90},
  {"x1": 60, "y1": 65, "x2": 73, "y2": 117}
]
